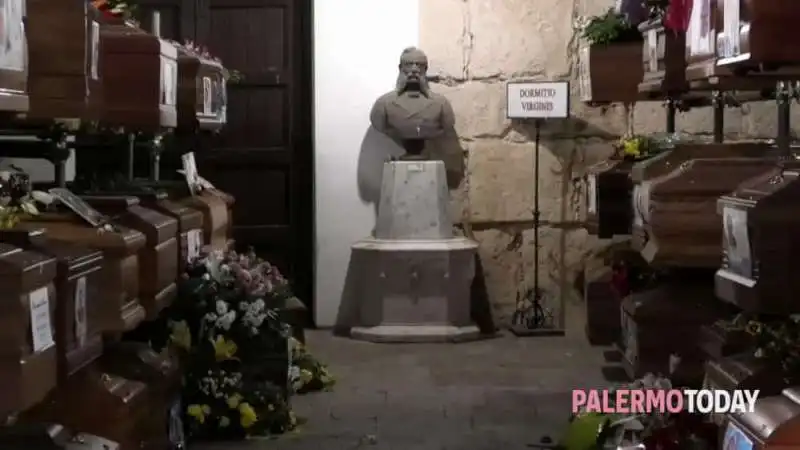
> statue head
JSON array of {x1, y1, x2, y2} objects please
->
[{"x1": 395, "y1": 47, "x2": 430, "y2": 97}]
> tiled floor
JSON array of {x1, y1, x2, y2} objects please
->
[{"x1": 197, "y1": 329, "x2": 614, "y2": 450}]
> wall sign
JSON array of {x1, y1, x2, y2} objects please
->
[{"x1": 506, "y1": 81, "x2": 569, "y2": 119}]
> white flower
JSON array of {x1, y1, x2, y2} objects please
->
[
  {"x1": 215, "y1": 310, "x2": 237, "y2": 330},
  {"x1": 203, "y1": 312, "x2": 218, "y2": 323},
  {"x1": 202, "y1": 273, "x2": 211, "y2": 281},
  {"x1": 215, "y1": 300, "x2": 228, "y2": 315},
  {"x1": 252, "y1": 298, "x2": 265, "y2": 312}
]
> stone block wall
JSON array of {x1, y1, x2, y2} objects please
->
[{"x1": 420, "y1": 0, "x2": 800, "y2": 330}]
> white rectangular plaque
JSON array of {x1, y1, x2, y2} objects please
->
[
  {"x1": 91, "y1": 21, "x2": 100, "y2": 80},
  {"x1": 723, "y1": 0, "x2": 740, "y2": 57},
  {"x1": 587, "y1": 174, "x2": 597, "y2": 214},
  {"x1": 187, "y1": 229, "x2": 202, "y2": 261},
  {"x1": 506, "y1": 81, "x2": 569, "y2": 119},
  {"x1": 0, "y1": 0, "x2": 26, "y2": 71},
  {"x1": 722, "y1": 206, "x2": 752, "y2": 277},
  {"x1": 29, "y1": 287, "x2": 54, "y2": 352},
  {"x1": 579, "y1": 47, "x2": 591, "y2": 101},
  {"x1": 202, "y1": 77, "x2": 212, "y2": 114}
]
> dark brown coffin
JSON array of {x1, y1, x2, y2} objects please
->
[
  {"x1": 177, "y1": 49, "x2": 227, "y2": 131},
  {"x1": 619, "y1": 282, "x2": 725, "y2": 386},
  {"x1": 716, "y1": 167, "x2": 800, "y2": 314},
  {"x1": 25, "y1": 364, "x2": 151, "y2": 450},
  {"x1": 578, "y1": 43, "x2": 644, "y2": 104},
  {"x1": 17, "y1": 214, "x2": 147, "y2": 333},
  {"x1": 99, "y1": 19, "x2": 178, "y2": 130},
  {"x1": 26, "y1": 0, "x2": 103, "y2": 120},
  {"x1": 716, "y1": 0, "x2": 800, "y2": 68},
  {"x1": 698, "y1": 321, "x2": 756, "y2": 361},
  {"x1": 585, "y1": 159, "x2": 633, "y2": 238},
  {"x1": 630, "y1": 142, "x2": 772, "y2": 253},
  {"x1": 82, "y1": 196, "x2": 178, "y2": 319},
  {"x1": 644, "y1": 158, "x2": 776, "y2": 268},
  {"x1": 0, "y1": 0, "x2": 28, "y2": 113},
  {"x1": 0, "y1": 243, "x2": 57, "y2": 415},
  {"x1": 638, "y1": 20, "x2": 687, "y2": 94},
  {"x1": 583, "y1": 267, "x2": 621, "y2": 345},
  {"x1": 0, "y1": 229, "x2": 104, "y2": 381}
]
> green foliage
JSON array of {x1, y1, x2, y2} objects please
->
[{"x1": 582, "y1": 9, "x2": 642, "y2": 46}]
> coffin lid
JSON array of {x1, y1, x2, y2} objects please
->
[
  {"x1": 621, "y1": 282, "x2": 718, "y2": 322},
  {"x1": 730, "y1": 388, "x2": 800, "y2": 445},
  {"x1": 631, "y1": 142, "x2": 772, "y2": 182},
  {"x1": 81, "y1": 195, "x2": 140, "y2": 211},
  {"x1": 588, "y1": 158, "x2": 632, "y2": 176},
  {"x1": 650, "y1": 158, "x2": 778, "y2": 198},
  {"x1": 0, "y1": 228, "x2": 103, "y2": 269},
  {"x1": 177, "y1": 47, "x2": 224, "y2": 71},
  {"x1": 718, "y1": 168, "x2": 800, "y2": 220},
  {"x1": 0, "y1": 242, "x2": 57, "y2": 289},
  {"x1": 100, "y1": 22, "x2": 178, "y2": 59}
]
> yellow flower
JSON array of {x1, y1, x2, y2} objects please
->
[
  {"x1": 227, "y1": 393, "x2": 243, "y2": 409},
  {"x1": 267, "y1": 404, "x2": 275, "y2": 411},
  {"x1": 300, "y1": 369, "x2": 313, "y2": 384},
  {"x1": 169, "y1": 320, "x2": 192, "y2": 350},
  {"x1": 187, "y1": 404, "x2": 210, "y2": 424},
  {"x1": 211, "y1": 335, "x2": 238, "y2": 361},
  {"x1": 238, "y1": 402, "x2": 258, "y2": 429},
  {"x1": 219, "y1": 416, "x2": 230, "y2": 428}
]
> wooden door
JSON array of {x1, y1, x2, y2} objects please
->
[{"x1": 134, "y1": 0, "x2": 315, "y2": 319}]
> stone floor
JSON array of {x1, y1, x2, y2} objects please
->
[{"x1": 198, "y1": 329, "x2": 617, "y2": 450}]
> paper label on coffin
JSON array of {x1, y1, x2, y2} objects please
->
[
  {"x1": 65, "y1": 433, "x2": 120, "y2": 450},
  {"x1": 187, "y1": 229, "x2": 202, "y2": 262},
  {"x1": 723, "y1": 422, "x2": 754, "y2": 450},
  {"x1": 202, "y1": 77, "x2": 212, "y2": 115},
  {"x1": 90, "y1": 21, "x2": 100, "y2": 80},
  {"x1": 722, "y1": 206, "x2": 752, "y2": 279},
  {"x1": 688, "y1": 0, "x2": 713, "y2": 56},
  {"x1": 578, "y1": 47, "x2": 591, "y2": 101},
  {"x1": 620, "y1": 309, "x2": 637, "y2": 365},
  {"x1": 722, "y1": 0, "x2": 741, "y2": 58},
  {"x1": 587, "y1": 174, "x2": 597, "y2": 214},
  {"x1": 75, "y1": 276, "x2": 88, "y2": 347},
  {"x1": 647, "y1": 29, "x2": 658, "y2": 72},
  {"x1": 0, "y1": 0, "x2": 25, "y2": 72},
  {"x1": 632, "y1": 182, "x2": 652, "y2": 227},
  {"x1": 161, "y1": 59, "x2": 177, "y2": 106},
  {"x1": 181, "y1": 152, "x2": 200, "y2": 196},
  {"x1": 29, "y1": 286, "x2": 55, "y2": 352}
]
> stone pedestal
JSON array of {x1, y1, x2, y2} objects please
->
[{"x1": 350, "y1": 160, "x2": 480, "y2": 343}]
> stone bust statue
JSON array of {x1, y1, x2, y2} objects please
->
[{"x1": 370, "y1": 47, "x2": 455, "y2": 159}]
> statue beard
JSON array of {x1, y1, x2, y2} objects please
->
[{"x1": 396, "y1": 72, "x2": 430, "y2": 97}]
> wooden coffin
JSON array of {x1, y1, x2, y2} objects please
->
[
  {"x1": 26, "y1": 0, "x2": 103, "y2": 120},
  {"x1": 0, "y1": 244, "x2": 57, "y2": 415},
  {"x1": 99, "y1": 20, "x2": 178, "y2": 130},
  {"x1": 0, "y1": 0, "x2": 28, "y2": 113},
  {"x1": 704, "y1": 353, "x2": 786, "y2": 427},
  {"x1": 638, "y1": 19, "x2": 687, "y2": 94},
  {"x1": 177, "y1": 48, "x2": 227, "y2": 131},
  {"x1": 0, "y1": 229, "x2": 104, "y2": 381},
  {"x1": 644, "y1": 158, "x2": 776, "y2": 268},
  {"x1": 26, "y1": 364, "x2": 151, "y2": 450},
  {"x1": 585, "y1": 159, "x2": 633, "y2": 238},
  {"x1": 716, "y1": 0, "x2": 800, "y2": 69},
  {"x1": 82, "y1": 196, "x2": 178, "y2": 319},
  {"x1": 619, "y1": 281, "x2": 724, "y2": 386},
  {"x1": 716, "y1": 167, "x2": 800, "y2": 314},
  {"x1": 101, "y1": 342, "x2": 180, "y2": 449},
  {"x1": 17, "y1": 210, "x2": 146, "y2": 333},
  {"x1": 578, "y1": 43, "x2": 644, "y2": 104},
  {"x1": 698, "y1": 320, "x2": 756, "y2": 361},
  {"x1": 726, "y1": 388, "x2": 800, "y2": 449},
  {"x1": 583, "y1": 266, "x2": 621, "y2": 345},
  {"x1": 630, "y1": 142, "x2": 771, "y2": 252}
]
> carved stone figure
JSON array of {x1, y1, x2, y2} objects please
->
[{"x1": 370, "y1": 47, "x2": 455, "y2": 159}]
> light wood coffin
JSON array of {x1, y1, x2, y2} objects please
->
[
  {"x1": 99, "y1": 19, "x2": 178, "y2": 130},
  {"x1": 0, "y1": 229, "x2": 104, "y2": 381},
  {"x1": 26, "y1": 0, "x2": 103, "y2": 120},
  {"x1": 643, "y1": 157, "x2": 776, "y2": 267},
  {"x1": 17, "y1": 209, "x2": 147, "y2": 333},
  {"x1": 630, "y1": 142, "x2": 771, "y2": 253},
  {"x1": 0, "y1": 0, "x2": 29, "y2": 113},
  {"x1": 177, "y1": 48, "x2": 227, "y2": 131},
  {"x1": 82, "y1": 196, "x2": 178, "y2": 319},
  {"x1": 716, "y1": 166, "x2": 800, "y2": 314},
  {"x1": 0, "y1": 243, "x2": 57, "y2": 415}
]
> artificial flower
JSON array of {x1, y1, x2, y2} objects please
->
[
  {"x1": 218, "y1": 416, "x2": 230, "y2": 428},
  {"x1": 212, "y1": 335, "x2": 238, "y2": 361},
  {"x1": 238, "y1": 402, "x2": 258, "y2": 429},
  {"x1": 187, "y1": 404, "x2": 211, "y2": 424},
  {"x1": 226, "y1": 393, "x2": 242, "y2": 409},
  {"x1": 169, "y1": 320, "x2": 191, "y2": 350}
]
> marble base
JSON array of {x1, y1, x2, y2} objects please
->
[{"x1": 351, "y1": 324, "x2": 481, "y2": 343}]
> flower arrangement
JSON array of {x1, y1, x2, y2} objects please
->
[
  {"x1": 159, "y1": 247, "x2": 334, "y2": 440},
  {"x1": 0, "y1": 171, "x2": 54, "y2": 228},
  {"x1": 91, "y1": 0, "x2": 139, "y2": 25},
  {"x1": 579, "y1": 8, "x2": 642, "y2": 47},
  {"x1": 177, "y1": 41, "x2": 244, "y2": 83},
  {"x1": 615, "y1": 135, "x2": 659, "y2": 160}
]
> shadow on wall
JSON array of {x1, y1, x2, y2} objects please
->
[{"x1": 333, "y1": 126, "x2": 468, "y2": 335}]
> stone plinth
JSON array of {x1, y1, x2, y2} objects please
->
[{"x1": 349, "y1": 160, "x2": 480, "y2": 343}]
